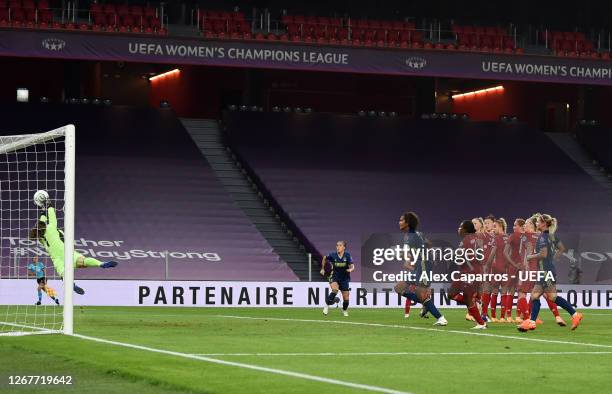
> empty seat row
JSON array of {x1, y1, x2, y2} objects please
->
[
  {"x1": 457, "y1": 34, "x2": 516, "y2": 50},
  {"x1": 199, "y1": 9, "x2": 245, "y2": 21},
  {"x1": 551, "y1": 38, "x2": 594, "y2": 52},
  {"x1": 92, "y1": 13, "x2": 161, "y2": 30},
  {"x1": 281, "y1": 15, "x2": 416, "y2": 31},
  {"x1": 0, "y1": 8, "x2": 51, "y2": 24},
  {"x1": 544, "y1": 30, "x2": 587, "y2": 42},
  {"x1": 0, "y1": 0, "x2": 48, "y2": 9},
  {"x1": 201, "y1": 18, "x2": 250, "y2": 34},
  {"x1": 452, "y1": 24, "x2": 507, "y2": 36},
  {"x1": 90, "y1": 3, "x2": 157, "y2": 18}
]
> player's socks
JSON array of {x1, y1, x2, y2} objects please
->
[
  {"x1": 452, "y1": 294, "x2": 465, "y2": 305},
  {"x1": 100, "y1": 261, "x2": 118, "y2": 269},
  {"x1": 490, "y1": 293, "x2": 498, "y2": 319},
  {"x1": 481, "y1": 292, "x2": 490, "y2": 317},
  {"x1": 326, "y1": 292, "x2": 338, "y2": 305},
  {"x1": 500, "y1": 294, "x2": 508, "y2": 319},
  {"x1": 552, "y1": 296, "x2": 576, "y2": 316},
  {"x1": 545, "y1": 297, "x2": 560, "y2": 317},
  {"x1": 524, "y1": 298, "x2": 532, "y2": 320},
  {"x1": 516, "y1": 297, "x2": 529, "y2": 320},
  {"x1": 506, "y1": 294, "x2": 514, "y2": 318},
  {"x1": 404, "y1": 298, "x2": 411, "y2": 316},
  {"x1": 468, "y1": 306, "x2": 485, "y2": 325},
  {"x1": 81, "y1": 257, "x2": 104, "y2": 267},
  {"x1": 37, "y1": 290, "x2": 42, "y2": 303},
  {"x1": 342, "y1": 300, "x2": 349, "y2": 311},
  {"x1": 530, "y1": 298, "x2": 541, "y2": 321},
  {"x1": 402, "y1": 290, "x2": 418, "y2": 302},
  {"x1": 423, "y1": 299, "x2": 442, "y2": 319}
]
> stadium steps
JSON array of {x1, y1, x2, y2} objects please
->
[
  {"x1": 546, "y1": 132, "x2": 612, "y2": 194},
  {"x1": 181, "y1": 118, "x2": 313, "y2": 280}
]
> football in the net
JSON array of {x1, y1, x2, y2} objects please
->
[{"x1": 33, "y1": 190, "x2": 49, "y2": 207}]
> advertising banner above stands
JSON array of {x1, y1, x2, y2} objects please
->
[
  {"x1": 2, "y1": 280, "x2": 612, "y2": 308},
  {"x1": 2, "y1": 30, "x2": 612, "y2": 85}
]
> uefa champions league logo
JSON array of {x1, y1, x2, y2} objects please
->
[
  {"x1": 405, "y1": 56, "x2": 427, "y2": 69},
  {"x1": 42, "y1": 38, "x2": 66, "y2": 51}
]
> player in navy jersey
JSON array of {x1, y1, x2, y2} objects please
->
[
  {"x1": 322, "y1": 241, "x2": 354, "y2": 316},
  {"x1": 394, "y1": 212, "x2": 447, "y2": 326},
  {"x1": 400, "y1": 213, "x2": 433, "y2": 320},
  {"x1": 518, "y1": 214, "x2": 583, "y2": 331}
]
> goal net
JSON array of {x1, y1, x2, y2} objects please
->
[{"x1": 0, "y1": 125, "x2": 75, "y2": 336}]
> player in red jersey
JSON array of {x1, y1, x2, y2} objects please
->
[
  {"x1": 488, "y1": 218, "x2": 509, "y2": 322},
  {"x1": 448, "y1": 220, "x2": 487, "y2": 330},
  {"x1": 466, "y1": 217, "x2": 485, "y2": 322},
  {"x1": 503, "y1": 218, "x2": 526, "y2": 323},
  {"x1": 479, "y1": 214, "x2": 496, "y2": 323}
]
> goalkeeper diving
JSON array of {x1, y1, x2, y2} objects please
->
[{"x1": 29, "y1": 190, "x2": 118, "y2": 295}]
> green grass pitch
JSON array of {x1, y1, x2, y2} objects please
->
[{"x1": 1, "y1": 307, "x2": 612, "y2": 393}]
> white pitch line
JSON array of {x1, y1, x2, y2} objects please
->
[
  {"x1": 190, "y1": 351, "x2": 612, "y2": 357},
  {"x1": 215, "y1": 315, "x2": 612, "y2": 349},
  {"x1": 72, "y1": 333, "x2": 411, "y2": 394},
  {"x1": 0, "y1": 321, "x2": 61, "y2": 336},
  {"x1": 193, "y1": 351, "x2": 612, "y2": 356}
]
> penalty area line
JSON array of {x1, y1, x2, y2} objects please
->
[
  {"x1": 214, "y1": 315, "x2": 612, "y2": 349},
  {"x1": 71, "y1": 333, "x2": 412, "y2": 394}
]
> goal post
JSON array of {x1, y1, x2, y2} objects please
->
[
  {"x1": 0, "y1": 124, "x2": 75, "y2": 336},
  {"x1": 63, "y1": 125, "x2": 75, "y2": 336}
]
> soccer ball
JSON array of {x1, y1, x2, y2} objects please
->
[{"x1": 33, "y1": 190, "x2": 49, "y2": 208}]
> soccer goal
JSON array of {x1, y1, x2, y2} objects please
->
[{"x1": 0, "y1": 125, "x2": 75, "y2": 336}]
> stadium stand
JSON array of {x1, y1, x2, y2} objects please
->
[
  {"x1": 0, "y1": 103, "x2": 297, "y2": 280},
  {"x1": 225, "y1": 112, "x2": 612, "y2": 270},
  {"x1": 1, "y1": 0, "x2": 609, "y2": 57},
  {"x1": 576, "y1": 124, "x2": 612, "y2": 174}
]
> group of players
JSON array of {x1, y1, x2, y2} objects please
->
[{"x1": 321, "y1": 211, "x2": 583, "y2": 332}]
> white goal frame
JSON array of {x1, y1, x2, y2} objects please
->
[{"x1": 0, "y1": 124, "x2": 75, "y2": 335}]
